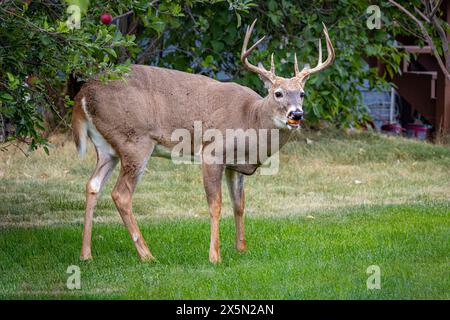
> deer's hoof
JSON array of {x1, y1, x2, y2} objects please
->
[
  {"x1": 80, "y1": 253, "x2": 93, "y2": 261},
  {"x1": 236, "y1": 240, "x2": 247, "y2": 252},
  {"x1": 140, "y1": 253, "x2": 156, "y2": 262},
  {"x1": 209, "y1": 252, "x2": 222, "y2": 264},
  {"x1": 209, "y1": 257, "x2": 222, "y2": 264}
]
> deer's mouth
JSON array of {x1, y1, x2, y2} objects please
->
[{"x1": 286, "y1": 118, "x2": 302, "y2": 129}]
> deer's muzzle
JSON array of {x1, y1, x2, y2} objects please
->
[{"x1": 286, "y1": 110, "x2": 304, "y2": 129}]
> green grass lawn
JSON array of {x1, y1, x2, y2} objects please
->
[{"x1": 0, "y1": 130, "x2": 449, "y2": 299}]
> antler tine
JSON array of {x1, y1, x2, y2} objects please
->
[
  {"x1": 241, "y1": 20, "x2": 265, "y2": 60},
  {"x1": 317, "y1": 38, "x2": 322, "y2": 65},
  {"x1": 302, "y1": 23, "x2": 335, "y2": 76},
  {"x1": 240, "y1": 19, "x2": 275, "y2": 81},
  {"x1": 270, "y1": 53, "x2": 275, "y2": 74},
  {"x1": 294, "y1": 52, "x2": 300, "y2": 77}
]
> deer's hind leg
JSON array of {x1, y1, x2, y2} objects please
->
[
  {"x1": 111, "y1": 140, "x2": 155, "y2": 261},
  {"x1": 81, "y1": 149, "x2": 118, "y2": 260}
]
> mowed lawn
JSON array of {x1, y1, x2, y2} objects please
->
[{"x1": 0, "y1": 130, "x2": 449, "y2": 299}]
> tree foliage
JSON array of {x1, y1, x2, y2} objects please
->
[{"x1": 0, "y1": 0, "x2": 432, "y2": 153}]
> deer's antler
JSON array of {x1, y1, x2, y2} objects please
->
[
  {"x1": 295, "y1": 23, "x2": 335, "y2": 80},
  {"x1": 241, "y1": 19, "x2": 276, "y2": 82}
]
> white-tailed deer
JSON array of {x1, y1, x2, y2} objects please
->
[{"x1": 71, "y1": 20, "x2": 334, "y2": 263}]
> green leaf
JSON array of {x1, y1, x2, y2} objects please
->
[
  {"x1": 201, "y1": 55, "x2": 214, "y2": 68},
  {"x1": 6, "y1": 72, "x2": 14, "y2": 83},
  {"x1": 104, "y1": 48, "x2": 117, "y2": 59},
  {"x1": 0, "y1": 93, "x2": 14, "y2": 101},
  {"x1": 150, "y1": 20, "x2": 166, "y2": 35},
  {"x1": 236, "y1": 12, "x2": 241, "y2": 28},
  {"x1": 211, "y1": 40, "x2": 224, "y2": 52}
]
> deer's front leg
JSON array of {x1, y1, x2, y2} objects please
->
[
  {"x1": 202, "y1": 162, "x2": 224, "y2": 263},
  {"x1": 225, "y1": 168, "x2": 246, "y2": 252}
]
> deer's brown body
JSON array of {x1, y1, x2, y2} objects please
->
[{"x1": 72, "y1": 20, "x2": 334, "y2": 262}]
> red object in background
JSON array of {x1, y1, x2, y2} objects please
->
[
  {"x1": 405, "y1": 124, "x2": 429, "y2": 140},
  {"x1": 25, "y1": 75, "x2": 37, "y2": 86},
  {"x1": 100, "y1": 13, "x2": 113, "y2": 25},
  {"x1": 381, "y1": 123, "x2": 402, "y2": 135}
]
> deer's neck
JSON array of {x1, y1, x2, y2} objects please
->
[{"x1": 249, "y1": 97, "x2": 292, "y2": 152}]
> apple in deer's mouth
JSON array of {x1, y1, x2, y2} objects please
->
[{"x1": 287, "y1": 118, "x2": 302, "y2": 129}]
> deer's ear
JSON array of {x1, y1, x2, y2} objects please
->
[{"x1": 257, "y1": 62, "x2": 273, "y2": 89}]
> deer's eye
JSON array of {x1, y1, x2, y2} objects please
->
[
  {"x1": 274, "y1": 91, "x2": 283, "y2": 98},
  {"x1": 300, "y1": 92, "x2": 306, "y2": 98}
]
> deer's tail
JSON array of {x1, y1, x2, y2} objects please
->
[{"x1": 72, "y1": 96, "x2": 88, "y2": 159}]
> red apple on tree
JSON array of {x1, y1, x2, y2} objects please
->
[{"x1": 100, "y1": 12, "x2": 113, "y2": 25}]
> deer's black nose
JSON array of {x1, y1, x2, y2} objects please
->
[{"x1": 288, "y1": 110, "x2": 304, "y2": 121}]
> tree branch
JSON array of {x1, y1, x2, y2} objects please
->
[
  {"x1": 388, "y1": 0, "x2": 450, "y2": 80},
  {"x1": 429, "y1": 0, "x2": 443, "y2": 18},
  {"x1": 414, "y1": 6, "x2": 430, "y2": 23},
  {"x1": 0, "y1": 0, "x2": 15, "y2": 5},
  {"x1": 431, "y1": 15, "x2": 450, "y2": 73}
]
